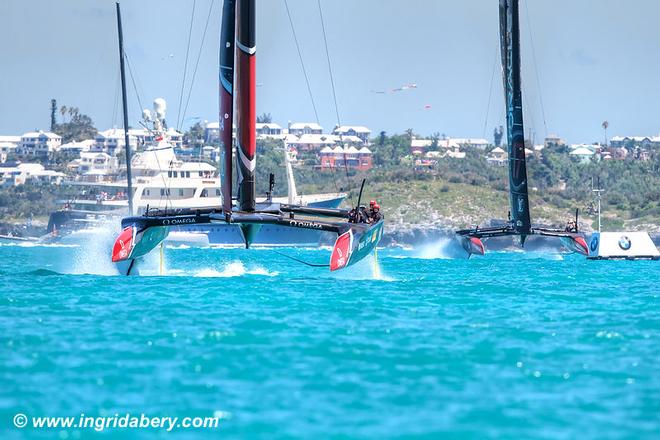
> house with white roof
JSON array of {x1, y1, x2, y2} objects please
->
[
  {"x1": 0, "y1": 163, "x2": 65, "y2": 186},
  {"x1": 288, "y1": 122, "x2": 323, "y2": 137},
  {"x1": 68, "y1": 152, "x2": 119, "y2": 182},
  {"x1": 318, "y1": 145, "x2": 372, "y2": 170},
  {"x1": 453, "y1": 138, "x2": 489, "y2": 149},
  {"x1": 204, "y1": 121, "x2": 237, "y2": 144},
  {"x1": 256, "y1": 123, "x2": 285, "y2": 139},
  {"x1": 17, "y1": 131, "x2": 62, "y2": 157},
  {"x1": 487, "y1": 146, "x2": 507, "y2": 166},
  {"x1": 569, "y1": 145, "x2": 597, "y2": 164},
  {"x1": 0, "y1": 142, "x2": 18, "y2": 163},
  {"x1": 333, "y1": 125, "x2": 371, "y2": 144},
  {"x1": 288, "y1": 133, "x2": 338, "y2": 151},
  {"x1": 609, "y1": 135, "x2": 660, "y2": 149},
  {"x1": 59, "y1": 139, "x2": 95, "y2": 156},
  {"x1": 93, "y1": 128, "x2": 137, "y2": 156}
]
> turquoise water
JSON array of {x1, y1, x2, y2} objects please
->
[{"x1": 1, "y1": 238, "x2": 658, "y2": 439}]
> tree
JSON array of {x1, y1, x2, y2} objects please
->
[
  {"x1": 50, "y1": 99, "x2": 57, "y2": 132},
  {"x1": 53, "y1": 105, "x2": 98, "y2": 143},
  {"x1": 493, "y1": 126, "x2": 504, "y2": 147},
  {"x1": 378, "y1": 131, "x2": 386, "y2": 147},
  {"x1": 257, "y1": 112, "x2": 273, "y2": 123},
  {"x1": 184, "y1": 122, "x2": 205, "y2": 148}
]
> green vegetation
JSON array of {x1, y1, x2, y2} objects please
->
[
  {"x1": 254, "y1": 134, "x2": 659, "y2": 231},
  {"x1": 52, "y1": 104, "x2": 98, "y2": 144},
  {"x1": 0, "y1": 183, "x2": 77, "y2": 221}
]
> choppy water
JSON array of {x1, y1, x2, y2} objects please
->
[{"x1": 0, "y1": 236, "x2": 658, "y2": 439}]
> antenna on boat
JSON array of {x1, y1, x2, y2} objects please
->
[
  {"x1": 575, "y1": 208, "x2": 579, "y2": 233},
  {"x1": 592, "y1": 176, "x2": 603, "y2": 233},
  {"x1": 116, "y1": 2, "x2": 134, "y2": 216}
]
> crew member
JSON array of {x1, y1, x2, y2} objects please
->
[{"x1": 369, "y1": 203, "x2": 382, "y2": 223}]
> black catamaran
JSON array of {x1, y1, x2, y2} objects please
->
[
  {"x1": 111, "y1": 0, "x2": 384, "y2": 275},
  {"x1": 456, "y1": 0, "x2": 588, "y2": 256}
]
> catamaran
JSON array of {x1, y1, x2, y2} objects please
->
[
  {"x1": 456, "y1": 0, "x2": 588, "y2": 256},
  {"x1": 110, "y1": 0, "x2": 384, "y2": 275}
]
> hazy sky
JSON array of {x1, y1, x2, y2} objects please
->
[{"x1": 1, "y1": 0, "x2": 659, "y2": 144}]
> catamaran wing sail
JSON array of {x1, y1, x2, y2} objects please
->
[
  {"x1": 500, "y1": 0, "x2": 531, "y2": 241},
  {"x1": 219, "y1": 0, "x2": 235, "y2": 217},
  {"x1": 455, "y1": 0, "x2": 586, "y2": 257}
]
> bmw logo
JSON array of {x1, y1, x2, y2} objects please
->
[
  {"x1": 590, "y1": 236, "x2": 599, "y2": 252},
  {"x1": 618, "y1": 235, "x2": 631, "y2": 250}
]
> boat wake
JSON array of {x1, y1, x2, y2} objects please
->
[
  {"x1": 193, "y1": 262, "x2": 278, "y2": 278},
  {"x1": 389, "y1": 237, "x2": 469, "y2": 260}
]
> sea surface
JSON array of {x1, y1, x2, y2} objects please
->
[{"x1": 0, "y1": 233, "x2": 658, "y2": 439}]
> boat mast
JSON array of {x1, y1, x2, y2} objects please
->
[
  {"x1": 116, "y1": 2, "x2": 134, "y2": 216},
  {"x1": 219, "y1": 0, "x2": 236, "y2": 218},
  {"x1": 235, "y1": 0, "x2": 256, "y2": 212},
  {"x1": 500, "y1": 0, "x2": 531, "y2": 243}
]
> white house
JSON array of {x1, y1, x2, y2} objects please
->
[
  {"x1": 256, "y1": 123, "x2": 285, "y2": 139},
  {"x1": 569, "y1": 146, "x2": 596, "y2": 164},
  {"x1": 0, "y1": 142, "x2": 18, "y2": 163},
  {"x1": 0, "y1": 163, "x2": 65, "y2": 186},
  {"x1": 69, "y1": 152, "x2": 119, "y2": 181},
  {"x1": 289, "y1": 122, "x2": 323, "y2": 137},
  {"x1": 333, "y1": 125, "x2": 371, "y2": 144},
  {"x1": 487, "y1": 146, "x2": 507, "y2": 165},
  {"x1": 93, "y1": 128, "x2": 137, "y2": 155},
  {"x1": 18, "y1": 131, "x2": 62, "y2": 157},
  {"x1": 453, "y1": 138, "x2": 489, "y2": 149},
  {"x1": 59, "y1": 139, "x2": 95, "y2": 156}
]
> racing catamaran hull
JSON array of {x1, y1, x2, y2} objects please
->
[{"x1": 112, "y1": 205, "x2": 383, "y2": 275}]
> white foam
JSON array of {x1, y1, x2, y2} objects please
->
[{"x1": 194, "y1": 261, "x2": 278, "y2": 278}]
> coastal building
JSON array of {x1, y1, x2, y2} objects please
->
[
  {"x1": 17, "y1": 131, "x2": 62, "y2": 157},
  {"x1": 288, "y1": 122, "x2": 323, "y2": 137},
  {"x1": 0, "y1": 163, "x2": 65, "y2": 186},
  {"x1": 318, "y1": 145, "x2": 372, "y2": 171},
  {"x1": 93, "y1": 128, "x2": 136, "y2": 156},
  {"x1": 452, "y1": 138, "x2": 489, "y2": 149},
  {"x1": 487, "y1": 146, "x2": 507, "y2": 166},
  {"x1": 333, "y1": 125, "x2": 371, "y2": 144},
  {"x1": 68, "y1": 152, "x2": 119, "y2": 182},
  {"x1": 204, "y1": 122, "x2": 236, "y2": 144},
  {"x1": 205, "y1": 122, "x2": 220, "y2": 143},
  {"x1": 256, "y1": 123, "x2": 285, "y2": 139},
  {"x1": 0, "y1": 142, "x2": 18, "y2": 163},
  {"x1": 544, "y1": 134, "x2": 566, "y2": 149},
  {"x1": 411, "y1": 139, "x2": 432, "y2": 155},
  {"x1": 569, "y1": 145, "x2": 597, "y2": 163},
  {"x1": 289, "y1": 134, "x2": 337, "y2": 151},
  {"x1": 609, "y1": 135, "x2": 660, "y2": 149},
  {"x1": 59, "y1": 139, "x2": 95, "y2": 156}
]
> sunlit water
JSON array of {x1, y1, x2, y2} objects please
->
[{"x1": 0, "y1": 237, "x2": 658, "y2": 439}]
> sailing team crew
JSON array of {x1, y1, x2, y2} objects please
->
[{"x1": 348, "y1": 200, "x2": 382, "y2": 224}]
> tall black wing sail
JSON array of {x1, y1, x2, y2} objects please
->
[{"x1": 500, "y1": 0, "x2": 531, "y2": 242}]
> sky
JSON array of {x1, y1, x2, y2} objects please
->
[{"x1": 1, "y1": 0, "x2": 659, "y2": 144}]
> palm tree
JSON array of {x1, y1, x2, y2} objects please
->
[{"x1": 60, "y1": 105, "x2": 68, "y2": 122}]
